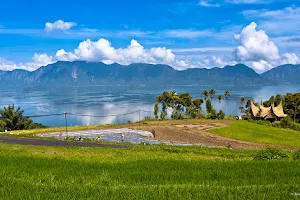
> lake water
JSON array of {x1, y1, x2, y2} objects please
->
[{"x1": 0, "y1": 84, "x2": 299, "y2": 127}]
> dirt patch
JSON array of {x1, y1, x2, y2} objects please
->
[{"x1": 132, "y1": 121, "x2": 267, "y2": 150}]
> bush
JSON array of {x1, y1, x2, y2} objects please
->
[
  {"x1": 217, "y1": 110, "x2": 225, "y2": 119},
  {"x1": 280, "y1": 116, "x2": 293, "y2": 128},
  {"x1": 291, "y1": 123, "x2": 300, "y2": 131},
  {"x1": 242, "y1": 115, "x2": 251, "y2": 121},
  {"x1": 207, "y1": 109, "x2": 217, "y2": 119},
  {"x1": 254, "y1": 147, "x2": 288, "y2": 160},
  {"x1": 293, "y1": 150, "x2": 300, "y2": 160},
  {"x1": 0, "y1": 120, "x2": 5, "y2": 132}
]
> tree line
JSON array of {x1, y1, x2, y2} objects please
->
[{"x1": 154, "y1": 90, "x2": 230, "y2": 120}]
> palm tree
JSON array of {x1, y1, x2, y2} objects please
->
[
  {"x1": 224, "y1": 91, "x2": 230, "y2": 116},
  {"x1": 217, "y1": 95, "x2": 223, "y2": 103},
  {"x1": 201, "y1": 90, "x2": 209, "y2": 101},
  {"x1": 209, "y1": 89, "x2": 216, "y2": 101}
]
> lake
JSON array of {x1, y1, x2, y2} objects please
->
[{"x1": 0, "y1": 84, "x2": 299, "y2": 127}]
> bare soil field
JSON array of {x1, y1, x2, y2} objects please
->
[{"x1": 129, "y1": 120, "x2": 267, "y2": 150}]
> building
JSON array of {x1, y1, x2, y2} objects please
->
[{"x1": 250, "y1": 100, "x2": 287, "y2": 121}]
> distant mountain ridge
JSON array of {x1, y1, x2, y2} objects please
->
[
  {"x1": 0, "y1": 61, "x2": 298, "y2": 86},
  {"x1": 261, "y1": 64, "x2": 300, "y2": 84}
]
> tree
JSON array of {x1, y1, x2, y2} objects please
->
[
  {"x1": 217, "y1": 110, "x2": 225, "y2": 119},
  {"x1": 201, "y1": 90, "x2": 209, "y2": 101},
  {"x1": 154, "y1": 102, "x2": 159, "y2": 119},
  {"x1": 0, "y1": 105, "x2": 45, "y2": 131},
  {"x1": 239, "y1": 97, "x2": 246, "y2": 115},
  {"x1": 209, "y1": 89, "x2": 216, "y2": 101},
  {"x1": 224, "y1": 91, "x2": 230, "y2": 116},
  {"x1": 206, "y1": 99, "x2": 214, "y2": 114},
  {"x1": 217, "y1": 95, "x2": 223, "y2": 104}
]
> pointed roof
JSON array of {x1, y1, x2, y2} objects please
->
[
  {"x1": 271, "y1": 100, "x2": 287, "y2": 118},
  {"x1": 250, "y1": 100, "x2": 287, "y2": 119},
  {"x1": 250, "y1": 101, "x2": 260, "y2": 117}
]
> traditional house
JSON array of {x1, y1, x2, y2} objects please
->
[{"x1": 250, "y1": 100, "x2": 287, "y2": 121}]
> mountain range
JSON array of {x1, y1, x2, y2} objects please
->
[{"x1": 0, "y1": 61, "x2": 299, "y2": 87}]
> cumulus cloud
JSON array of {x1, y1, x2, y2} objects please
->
[
  {"x1": 251, "y1": 60, "x2": 272, "y2": 73},
  {"x1": 0, "y1": 54, "x2": 54, "y2": 71},
  {"x1": 234, "y1": 22, "x2": 280, "y2": 62},
  {"x1": 45, "y1": 20, "x2": 76, "y2": 32},
  {"x1": 281, "y1": 53, "x2": 300, "y2": 65},
  {"x1": 55, "y1": 39, "x2": 179, "y2": 68}
]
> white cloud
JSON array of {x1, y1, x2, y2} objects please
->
[
  {"x1": 252, "y1": 60, "x2": 272, "y2": 73},
  {"x1": 0, "y1": 54, "x2": 54, "y2": 71},
  {"x1": 281, "y1": 53, "x2": 300, "y2": 65},
  {"x1": 56, "y1": 49, "x2": 78, "y2": 61},
  {"x1": 198, "y1": 0, "x2": 220, "y2": 7},
  {"x1": 56, "y1": 39, "x2": 177, "y2": 67},
  {"x1": 45, "y1": 20, "x2": 76, "y2": 32},
  {"x1": 234, "y1": 22, "x2": 280, "y2": 62}
]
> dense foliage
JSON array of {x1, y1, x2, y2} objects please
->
[
  {"x1": 263, "y1": 92, "x2": 300, "y2": 123},
  {"x1": 154, "y1": 90, "x2": 226, "y2": 120},
  {"x1": 254, "y1": 147, "x2": 288, "y2": 160},
  {"x1": 0, "y1": 105, "x2": 46, "y2": 132}
]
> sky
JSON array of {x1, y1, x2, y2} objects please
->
[{"x1": 0, "y1": 0, "x2": 300, "y2": 73}]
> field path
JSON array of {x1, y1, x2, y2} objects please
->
[{"x1": 0, "y1": 136, "x2": 129, "y2": 148}]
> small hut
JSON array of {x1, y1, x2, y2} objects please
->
[{"x1": 250, "y1": 100, "x2": 287, "y2": 122}]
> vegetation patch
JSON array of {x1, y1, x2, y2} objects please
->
[
  {"x1": 210, "y1": 121, "x2": 300, "y2": 147},
  {"x1": 254, "y1": 147, "x2": 288, "y2": 160}
]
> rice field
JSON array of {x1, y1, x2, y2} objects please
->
[{"x1": 0, "y1": 143, "x2": 300, "y2": 199}]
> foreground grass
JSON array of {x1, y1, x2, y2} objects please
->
[
  {"x1": 211, "y1": 121, "x2": 300, "y2": 148},
  {"x1": 0, "y1": 143, "x2": 300, "y2": 199}
]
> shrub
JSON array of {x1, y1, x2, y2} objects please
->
[
  {"x1": 217, "y1": 110, "x2": 225, "y2": 119},
  {"x1": 291, "y1": 123, "x2": 300, "y2": 131},
  {"x1": 242, "y1": 115, "x2": 251, "y2": 121},
  {"x1": 254, "y1": 147, "x2": 288, "y2": 160},
  {"x1": 0, "y1": 120, "x2": 5, "y2": 132},
  {"x1": 293, "y1": 150, "x2": 300, "y2": 160},
  {"x1": 280, "y1": 116, "x2": 293, "y2": 128}
]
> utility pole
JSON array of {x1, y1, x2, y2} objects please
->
[
  {"x1": 64, "y1": 112, "x2": 69, "y2": 146},
  {"x1": 139, "y1": 110, "x2": 141, "y2": 130}
]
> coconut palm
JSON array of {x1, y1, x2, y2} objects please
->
[
  {"x1": 224, "y1": 91, "x2": 230, "y2": 115},
  {"x1": 209, "y1": 89, "x2": 216, "y2": 101},
  {"x1": 201, "y1": 90, "x2": 209, "y2": 101},
  {"x1": 217, "y1": 95, "x2": 223, "y2": 103}
]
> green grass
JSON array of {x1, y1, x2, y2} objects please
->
[
  {"x1": 0, "y1": 143, "x2": 300, "y2": 199},
  {"x1": 211, "y1": 121, "x2": 300, "y2": 148}
]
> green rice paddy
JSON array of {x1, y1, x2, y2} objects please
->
[{"x1": 0, "y1": 143, "x2": 299, "y2": 199}]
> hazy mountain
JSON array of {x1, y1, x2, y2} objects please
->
[
  {"x1": 0, "y1": 61, "x2": 270, "y2": 86},
  {"x1": 261, "y1": 64, "x2": 300, "y2": 84}
]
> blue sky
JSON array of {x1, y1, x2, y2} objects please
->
[{"x1": 0, "y1": 0, "x2": 300, "y2": 73}]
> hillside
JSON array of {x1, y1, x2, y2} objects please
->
[
  {"x1": 261, "y1": 64, "x2": 300, "y2": 84},
  {"x1": 0, "y1": 61, "x2": 269, "y2": 86}
]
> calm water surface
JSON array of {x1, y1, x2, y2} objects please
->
[{"x1": 0, "y1": 85, "x2": 299, "y2": 127}]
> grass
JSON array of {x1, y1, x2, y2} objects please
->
[
  {"x1": 211, "y1": 121, "x2": 300, "y2": 148},
  {"x1": 0, "y1": 143, "x2": 300, "y2": 199}
]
